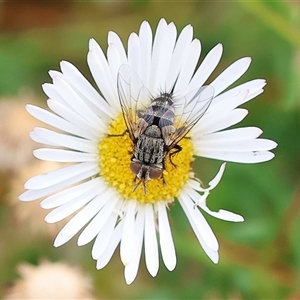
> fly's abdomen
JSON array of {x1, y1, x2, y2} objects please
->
[{"x1": 134, "y1": 133, "x2": 165, "y2": 165}]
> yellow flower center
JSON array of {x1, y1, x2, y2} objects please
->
[{"x1": 98, "y1": 114, "x2": 194, "y2": 204}]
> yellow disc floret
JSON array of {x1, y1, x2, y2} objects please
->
[{"x1": 98, "y1": 114, "x2": 194, "y2": 204}]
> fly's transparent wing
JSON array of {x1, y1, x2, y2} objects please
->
[
  {"x1": 167, "y1": 85, "x2": 214, "y2": 148},
  {"x1": 117, "y1": 65, "x2": 152, "y2": 141}
]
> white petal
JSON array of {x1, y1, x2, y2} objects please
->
[
  {"x1": 40, "y1": 178, "x2": 103, "y2": 209},
  {"x1": 88, "y1": 50, "x2": 119, "y2": 110},
  {"x1": 209, "y1": 79, "x2": 266, "y2": 109},
  {"x1": 26, "y1": 104, "x2": 97, "y2": 140},
  {"x1": 179, "y1": 191, "x2": 218, "y2": 251},
  {"x1": 195, "y1": 138, "x2": 278, "y2": 153},
  {"x1": 166, "y1": 24, "x2": 193, "y2": 91},
  {"x1": 107, "y1": 32, "x2": 127, "y2": 64},
  {"x1": 149, "y1": 18, "x2": 168, "y2": 93},
  {"x1": 186, "y1": 163, "x2": 226, "y2": 194},
  {"x1": 53, "y1": 230, "x2": 74, "y2": 247},
  {"x1": 54, "y1": 193, "x2": 111, "y2": 247},
  {"x1": 60, "y1": 60, "x2": 114, "y2": 119},
  {"x1": 128, "y1": 33, "x2": 141, "y2": 78},
  {"x1": 149, "y1": 22, "x2": 177, "y2": 93},
  {"x1": 197, "y1": 234, "x2": 219, "y2": 263},
  {"x1": 33, "y1": 148, "x2": 96, "y2": 163},
  {"x1": 88, "y1": 38, "x2": 107, "y2": 61},
  {"x1": 201, "y1": 206, "x2": 244, "y2": 222},
  {"x1": 52, "y1": 76, "x2": 104, "y2": 128},
  {"x1": 187, "y1": 43, "x2": 223, "y2": 93},
  {"x1": 197, "y1": 127, "x2": 263, "y2": 142},
  {"x1": 156, "y1": 201, "x2": 176, "y2": 271},
  {"x1": 46, "y1": 100, "x2": 101, "y2": 139},
  {"x1": 174, "y1": 38, "x2": 201, "y2": 95},
  {"x1": 19, "y1": 165, "x2": 98, "y2": 201},
  {"x1": 195, "y1": 108, "x2": 248, "y2": 136},
  {"x1": 204, "y1": 89, "x2": 249, "y2": 117},
  {"x1": 33, "y1": 127, "x2": 96, "y2": 153},
  {"x1": 48, "y1": 70, "x2": 62, "y2": 79},
  {"x1": 211, "y1": 57, "x2": 252, "y2": 96},
  {"x1": 88, "y1": 39, "x2": 119, "y2": 109},
  {"x1": 144, "y1": 204, "x2": 159, "y2": 277},
  {"x1": 60, "y1": 194, "x2": 110, "y2": 237},
  {"x1": 197, "y1": 149, "x2": 275, "y2": 163},
  {"x1": 185, "y1": 179, "x2": 243, "y2": 222},
  {"x1": 92, "y1": 210, "x2": 119, "y2": 259},
  {"x1": 42, "y1": 83, "x2": 65, "y2": 104},
  {"x1": 208, "y1": 163, "x2": 226, "y2": 189},
  {"x1": 124, "y1": 205, "x2": 145, "y2": 285},
  {"x1": 24, "y1": 162, "x2": 98, "y2": 190},
  {"x1": 138, "y1": 20, "x2": 152, "y2": 87},
  {"x1": 120, "y1": 200, "x2": 137, "y2": 266},
  {"x1": 77, "y1": 196, "x2": 118, "y2": 246},
  {"x1": 107, "y1": 43, "x2": 122, "y2": 87},
  {"x1": 96, "y1": 219, "x2": 124, "y2": 269},
  {"x1": 44, "y1": 183, "x2": 100, "y2": 223},
  {"x1": 30, "y1": 131, "x2": 57, "y2": 146},
  {"x1": 179, "y1": 195, "x2": 219, "y2": 263}
]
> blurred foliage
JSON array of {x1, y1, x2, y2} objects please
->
[{"x1": 0, "y1": 1, "x2": 299, "y2": 299}]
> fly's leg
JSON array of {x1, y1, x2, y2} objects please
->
[
  {"x1": 168, "y1": 144, "x2": 182, "y2": 167},
  {"x1": 161, "y1": 160, "x2": 167, "y2": 185},
  {"x1": 107, "y1": 129, "x2": 128, "y2": 137},
  {"x1": 108, "y1": 129, "x2": 134, "y2": 156}
]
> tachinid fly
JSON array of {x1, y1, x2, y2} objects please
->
[{"x1": 117, "y1": 65, "x2": 214, "y2": 193}]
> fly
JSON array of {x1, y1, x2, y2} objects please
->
[{"x1": 116, "y1": 64, "x2": 214, "y2": 193}]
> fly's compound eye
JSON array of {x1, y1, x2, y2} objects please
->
[
  {"x1": 149, "y1": 168, "x2": 162, "y2": 179},
  {"x1": 130, "y1": 162, "x2": 141, "y2": 176}
]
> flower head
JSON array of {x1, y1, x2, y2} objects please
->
[
  {"x1": 19, "y1": 19, "x2": 277, "y2": 284},
  {"x1": 4, "y1": 260, "x2": 95, "y2": 299}
]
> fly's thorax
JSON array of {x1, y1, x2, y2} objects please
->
[
  {"x1": 152, "y1": 92, "x2": 174, "y2": 108},
  {"x1": 138, "y1": 92, "x2": 176, "y2": 128},
  {"x1": 152, "y1": 99, "x2": 176, "y2": 123}
]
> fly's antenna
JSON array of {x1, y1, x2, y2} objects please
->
[{"x1": 133, "y1": 179, "x2": 147, "y2": 194}]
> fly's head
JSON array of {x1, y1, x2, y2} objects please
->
[{"x1": 130, "y1": 158, "x2": 163, "y2": 193}]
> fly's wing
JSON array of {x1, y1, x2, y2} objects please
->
[
  {"x1": 167, "y1": 85, "x2": 214, "y2": 149},
  {"x1": 117, "y1": 65, "x2": 152, "y2": 141}
]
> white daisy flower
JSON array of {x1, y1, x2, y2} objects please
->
[{"x1": 19, "y1": 19, "x2": 277, "y2": 284}]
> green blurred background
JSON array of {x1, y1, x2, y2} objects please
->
[{"x1": 0, "y1": 1, "x2": 299, "y2": 299}]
